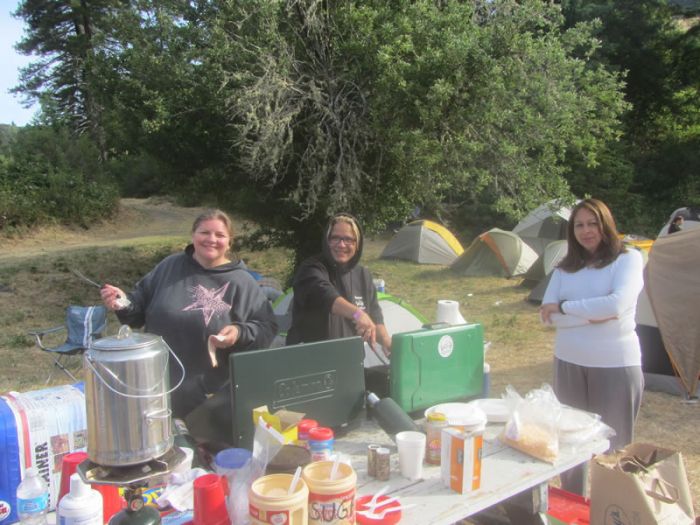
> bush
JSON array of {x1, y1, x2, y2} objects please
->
[{"x1": 0, "y1": 125, "x2": 119, "y2": 231}]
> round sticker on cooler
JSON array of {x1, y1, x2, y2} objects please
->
[{"x1": 438, "y1": 335, "x2": 454, "y2": 357}]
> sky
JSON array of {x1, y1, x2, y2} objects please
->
[{"x1": 1, "y1": 1, "x2": 38, "y2": 126}]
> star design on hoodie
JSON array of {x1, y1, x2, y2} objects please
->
[{"x1": 182, "y1": 282, "x2": 232, "y2": 326}]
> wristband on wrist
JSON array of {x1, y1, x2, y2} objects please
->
[
  {"x1": 352, "y1": 309, "x2": 363, "y2": 321},
  {"x1": 559, "y1": 300, "x2": 566, "y2": 314}
]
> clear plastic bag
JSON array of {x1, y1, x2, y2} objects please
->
[
  {"x1": 251, "y1": 416, "x2": 286, "y2": 481},
  {"x1": 499, "y1": 384, "x2": 562, "y2": 463},
  {"x1": 499, "y1": 384, "x2": 616, "y2": 462}
]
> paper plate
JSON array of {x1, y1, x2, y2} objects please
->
[
  {"x1": 468, "y1": 398, "x2": 511, "y2": 423},
  {"x1": 424, "y1": 402, "x2": 487, "y2": 429},
  {"x1": 558, "y1": 407, "x2": 599, "y2": 433}
]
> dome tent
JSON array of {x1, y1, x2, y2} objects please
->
[
  {"x1": 525, "y1": 240, "x2": 568, "y2": 303},
  {"x1": 657, "y1": 206, "x2": 700, "y2": 238},
  {"x1": 381, "y1": 220, "x2": 464, "y2": 265},
  {"x1": 512, "y1": 199, "x2": 575, "y2": 256},
  {"x1": 450, "y1": 228, "x2": 538, "y2": 278}
]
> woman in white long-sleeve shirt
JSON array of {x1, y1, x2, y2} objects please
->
[{"x1": 540, "y1": 198, "x2": 644, "y2": 495}]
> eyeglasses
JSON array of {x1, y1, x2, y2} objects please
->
[{"x1": 329, "y1": 235, "x2": 357, "y2": 246}]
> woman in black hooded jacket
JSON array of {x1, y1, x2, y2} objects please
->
[{"x1": 287, "y1": 213, "x2": 391, "y2": 354}]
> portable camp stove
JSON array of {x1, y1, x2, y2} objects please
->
[{"x1": 78, "y1": 446, "x2": 186, "y2": 525}]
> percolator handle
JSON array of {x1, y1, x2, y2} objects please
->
[
  {"x1": 85, "y1": 334, "x2": 186, "y2": 399},
  {"x1": 146, "y1": 408, "x2": 173, "y2": 423}
]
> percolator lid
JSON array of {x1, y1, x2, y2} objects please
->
[{"x1": 90, "y1": 325, "x2": 164, "y2": 350}]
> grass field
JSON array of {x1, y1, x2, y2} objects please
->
[{"x1": 0, "y1": 211, "x2": 697, "y2": 516}]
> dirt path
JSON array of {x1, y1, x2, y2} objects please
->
[{"x1": 2, "y1": 198, "x2": 209, "y2": 262}]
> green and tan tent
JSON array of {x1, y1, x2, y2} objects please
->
[
  {"x1": 381, "y1": 220, "x2": 464, "y2": 265},
  {"x1": 525, "y1": 240, "x2": 568, "y2": 303},
  {"x1": 513, "y1": 199, "x2": 574, "y2": 256},
  {"x1": 451, "y1": 228, "x2": 538, "y2": 278}
]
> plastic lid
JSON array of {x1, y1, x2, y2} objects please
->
[
  {"x1": 425, "y1": 403, "x2": 487, "y2": 428},
  {"x1": 215, "y1": 448, "x2": 252, "y2": 470},
  {"x1": 427, "y1": 412, "x2": 447, "y2": 422},
  {"x1": 25, "y1": 466, "x2": 38, "y2": 478},
  {"x1": 448, "y1": 406, "x2": 487, "y2": 428},
  {"x1": 297, "y1": 419, "x2": 319, "y2": 434},
  {"x1": 308, "y1": 426, "x2": 334, "y2": 441}
]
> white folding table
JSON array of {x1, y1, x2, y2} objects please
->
[{"x1": 335, "y1": 417, "x2": 608, "y2": 525}]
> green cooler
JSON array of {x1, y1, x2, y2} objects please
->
[{"x1": 390, "y1": 323, "x2": 484, "y2": 413}]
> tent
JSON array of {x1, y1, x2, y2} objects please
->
[
  {"x1": 620, "y1": 235, "x2": 654, "y2": 254},
  {"x1": 657, "y1": 206, "x2": 700, "y2": 238},
  {"x1": 381, "y1": 220, "x2": 464, "y2": 265},
  {"x1": 450, "y1": 228, "x2": 538, "y2": 278},
  {"x1": 512, "y1": 200, "x2": 574, "y2": 255},
  {"x1": 525, "y1": 240, "x2": 568, "y2": 303},
  {"x1": 640, "y1": 228, "x2": 700, "y2": 398}
]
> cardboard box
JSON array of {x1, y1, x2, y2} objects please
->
[
  {"x1": 252, "y1": 406, "x2": 304, "y2": 444},
  {"x1": 440, "y1": 427, "x2": 483, "y2": 494}
]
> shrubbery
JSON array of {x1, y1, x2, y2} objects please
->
[{"x1": 0, "y1": 126, "x2": 119, "y2": 232}]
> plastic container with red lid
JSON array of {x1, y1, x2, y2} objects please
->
[
  {"x1": 297, "y1": 418, "x2": 319, "y2": 447},
  {"x1": 308, "y1": 426, "x2": 334, "y2": 461}
]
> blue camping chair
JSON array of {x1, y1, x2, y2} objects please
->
[{"x1": 28, "y1": 305, "x2": 107, "y2": 383}]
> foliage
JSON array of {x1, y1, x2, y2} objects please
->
[
  {"x1": 8, "y1": 0, "x2": 697, "y2": 245},
  {"x1": 13, "y1": 0, "x2": 124, "y2": 161},
  {"x1": 0, "y1": 126, "x2": 119, "y2": 231},
  {"x1": 562, "y1": 0, "x2": 700, "y2": 232},
  {"x1": 97, "y1": 1, "x2": 231, "y2": 192},
  {"x1": 0, "y1": 125, "x2": 20, "y2": 155},
  {"x1": 218, "y1": 0, "x2": 627, "y2": 261}
]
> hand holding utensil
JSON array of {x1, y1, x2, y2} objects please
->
[{"x1": 72, "y1": 268, "x2": 131, "y2": 309}]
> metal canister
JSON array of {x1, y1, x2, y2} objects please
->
[{"x1": 84, "y1": 325, "x2": 184, "y2": 466}]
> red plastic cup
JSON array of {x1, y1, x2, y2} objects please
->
[
  {"x1": 93, "y1": 483, "x2": 124, "y2": 523},
  {"x1": 193, "y1": 473, "x2": 230, "y2": 525},
  {"x1": 58, "y1": 452, "x2": 89, "y2": 504}
]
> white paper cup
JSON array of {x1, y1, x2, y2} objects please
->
[{"x1": 396, "y1": 431, "x2": 426, "y2": 480}]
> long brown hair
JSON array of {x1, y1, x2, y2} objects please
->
[{"x1": 558, "y1": 198, "x2": 625, "y2": 272}]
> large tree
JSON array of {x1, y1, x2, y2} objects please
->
[
  {"x1": 218, "y1": 0, "x2": 627, "y2": 258},
  {"x1": 562, "y1": 0, "x2": 700, "y2": 231},
  {"x1": 13, "y1": 0, "x2": 121, "y2": 162}
]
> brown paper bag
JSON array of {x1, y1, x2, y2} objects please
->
[{"x1": 590, "y1": 442, "x2": 696, "y2": 524}]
